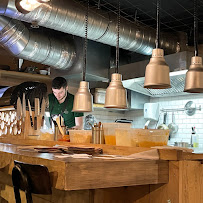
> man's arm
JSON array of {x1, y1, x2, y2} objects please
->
[{"x1": 74, "y1": 116, "x2": 83, "y2": 129}]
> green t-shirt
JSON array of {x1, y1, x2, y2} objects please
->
[{"x1": 48, "y1": 92, "x2": 84, "y2": 128}]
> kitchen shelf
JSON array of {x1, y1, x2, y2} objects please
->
[
  {"x1": 0, "y1": 105, "x2": 15, "y2": 111},
  {"x1": 93, "y1": 103, "x2": 132, "y2": 111},
  {"x1": 0, "y1": 70, "x2": 52, "y2": 87}
]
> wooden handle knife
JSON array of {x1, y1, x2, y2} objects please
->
[
  {"x1": 28, "y1": 99, "x2": 33, "y2": 127},
  {"x1": 16, "y1": 97, "x2": 22, "y2": 129},
  {"x1": 22, "y1": 93, "x2": 26, "y2": 132},
  {"x1": 34, "y1": 98, "x2": 40, "y2": 130},
  {"x1": 22, "y1": 93, "x2": 26, "y2": 121},
  {"x1": 16, "y1": 97, "x2": 22, "y2": 120},
  {"x1": 41, "y1": 98, "x2": 46, "y2": 127}
]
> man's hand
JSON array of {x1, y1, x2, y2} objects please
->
[{"x1": 74, "y1": 116, "x2": 83, "y2": 129}]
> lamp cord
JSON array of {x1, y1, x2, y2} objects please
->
[
  {"x1": 115, "y1": 1, "x2": 120, "y2": 73},
  {"x1": 83, "y1": 0, "x2": 89, "y2": 81},
  {"x1": 194, "y1": 0, "x2": 198, "y2": 56},
  {"x1": 155, "y1": 0, "x2": 160, "y2": 49}
]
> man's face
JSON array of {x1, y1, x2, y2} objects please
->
[{"x1": 52, "y1": 86, "x2": 67, "y2": 102}]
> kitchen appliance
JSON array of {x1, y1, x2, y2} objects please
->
[{"x1": 91, "y1": 88, "x2": 106, "y2": 104}]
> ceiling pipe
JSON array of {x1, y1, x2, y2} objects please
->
[
  {"x1": 0, "y1": 15, "x2": 76, "y2": 70},
  {"x1": 0, "y1": 0, "x2": 180, "y2": 56}
]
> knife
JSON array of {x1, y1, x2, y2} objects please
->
[
  {"x1": 22, "y1": 93, "x2": 26, "y2": 122},
  {"x1": 34, "y1": 98, "x2": 40, "y2": 130},
  {"x1": 28, "y1": 99, "x2": 33, "y2": 127},
  {"x1": 16, "y1": 97, "x2": 22, "y2": 120},
  {"x1": 16, "y1": 97, "x2": 22, "y2": 129},
  {"x1": 41, "y1": 98, "x2": 46, "y2": 127}
]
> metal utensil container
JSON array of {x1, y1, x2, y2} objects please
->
[{"x1": 92, "y1": 124, "x2": 104, "y2": 144}]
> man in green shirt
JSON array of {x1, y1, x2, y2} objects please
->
[{"x1": 49, "y1": 77, "x2": 84, "y2": 129}]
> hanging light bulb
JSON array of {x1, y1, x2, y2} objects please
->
[
  {"x1": 184, "y1": 0, "x2": 203, "y2": 93},
  {"x1": 15, "y1": 0, "x2": 50, "y2": 14},
  {"x1": 144, "y1": 0, "x2": 171, "y2": 89},
  {"x1": 104, "y1": 1, "x2": 127, "y2": 109},
  {"x1": 72, "y1": 0, "x2": 93, "y2": 112}
]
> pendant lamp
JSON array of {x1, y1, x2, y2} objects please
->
[
  {"x1": 184, "y1": 0, "x2": 203, "y2": 93},
  {"x1": 72, "y1": 0, "x2": 93, "y2": 112},
  {"x1": 104, "y1": 1, "x2": 127, "y2": 109},
  {"x1": 144, "y1": 0, "x2": 171, "y2": 89},
  {"x1": 15, "y1": 0, "x2": 50, "y2": 14}
]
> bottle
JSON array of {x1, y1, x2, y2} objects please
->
[{"x1": 191, "y1": 127, "x2": 199, "y2": 148}]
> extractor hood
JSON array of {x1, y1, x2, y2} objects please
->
[
  {"x1": 122, "y1": 70, "x2": 187, "y2": 97},
  {"x1": 115, "y1": 51, "x2": 199, "y2": 97}
]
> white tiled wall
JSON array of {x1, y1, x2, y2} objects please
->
[
  {"x1": 85, "y1": 93, "x2": 203, "y2": 146},
  {"x1": 150, "y1": 94, "x2": 203, "y2": 145},
  {"x1": 84, "y1": 109, "x2": 126, "y2": 124}
]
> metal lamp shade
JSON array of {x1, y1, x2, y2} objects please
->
[
  {"x1": 72, "y1": 81, "x2": 93, "y2": 112},
  {"x1": 104, "y1": 73, "x2": 127, "y2": 109},
  {"x1": 184, "y1": 56, "x2": 203, "y2": 93},
  {"x1": 144, "y1": 48, "x2": 171, "y2": 89}
]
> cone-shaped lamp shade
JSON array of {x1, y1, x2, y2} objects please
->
[
  {"x1": 184, "y1": 56, "x2": 203, "y2": 93},
  {"x1": 144, "y1": 48, "x2": 171, "y2": 89},
  {"x1": 104, "y1": 73, "x2": 127, "y2": 109},
  {"x1": 72, "y1": 81, "x2": 93, "y2": 112}
]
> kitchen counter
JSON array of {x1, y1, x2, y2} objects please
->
[
  {"x1": 0, "y1": 138, "x2": 203, "y2": 202},
  {"x1": 0, "y1": 139, "x2": 168, "y2": 191}
]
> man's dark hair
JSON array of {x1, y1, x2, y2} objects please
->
[{"x1": 52, "y1": 77, "x2": 67, "y2": 89}]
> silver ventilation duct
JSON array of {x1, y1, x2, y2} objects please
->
[
  {"x1": 0, "y1": 0, "x2": 180, "y2": 56},
  {"x1": 0, "y1": 15, "x2": 76, "y2": 69}
]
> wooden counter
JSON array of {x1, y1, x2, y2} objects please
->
[
  {"x1": 0, "y1": 138, "x2": 203, "y2": 203},
  {"x1": 0, "y1": 140, "x2": 168, "y2": 191}
]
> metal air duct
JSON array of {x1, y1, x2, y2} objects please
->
[
  {"x1": 0, "y1": 0, "x2": 180, "y2": 56},
  {"x1": 0, "y1": 15, "x2": 76, "y2": 69}
]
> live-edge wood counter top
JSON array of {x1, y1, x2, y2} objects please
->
[
  {"x1": 0, "y1": 139, "x2": 169, "y2": 191},
  {"x1": 1, "y1": 139, "x2": 203, "y2": 203}
]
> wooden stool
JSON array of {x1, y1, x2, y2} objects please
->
[{"x1": 12, "y1": 160, "x2": 52, "y2": 203}]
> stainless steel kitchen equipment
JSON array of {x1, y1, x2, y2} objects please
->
[
  {"x1": 115, "y1": 119, "x2": 133, "y2": 123},
  {"x1": 92, "y1": 122, "x2": 104, "y2": 144},
  {"x1": 174, "y1": 142, "x2": 189, "y2": 148},
  {"x1": 161, "y1": 101, "x2": 201, "y2": 116},
  {"x1": 184, "y1": 101, "x2": 197, "y2": 116},
  {"x1": 91, "y1": 88, "x2": 106, "y2": 104},
  {"x1": 168, "y1": 112, "x2": 178, "y2": 135},
  {"x1": 157, "y1": 113, "x2": 169, "y2": 130}
]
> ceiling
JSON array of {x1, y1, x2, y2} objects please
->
[{"x1": 87, "y1": 0, "x2": 203, "y2": 45}]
